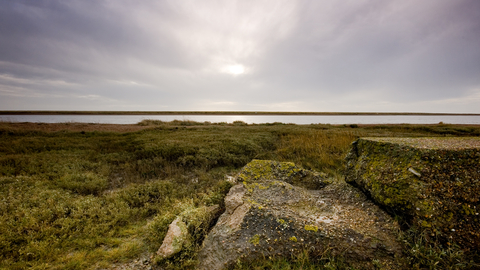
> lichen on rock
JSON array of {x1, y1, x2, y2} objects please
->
[{"x1": 235, "y1": 159, "x2": 329, "y2": 189}]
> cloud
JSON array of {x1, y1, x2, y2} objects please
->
[
  {"x1": 0, "y1": 0, "x2": 479, "y2": 112},
  {"x1": 255, "y1": 1, "x2": 480, "y2": 100}
]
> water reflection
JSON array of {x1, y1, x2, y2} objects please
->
[{"x1": 0, "y1": 114, "x2": 479, "y2": 125}]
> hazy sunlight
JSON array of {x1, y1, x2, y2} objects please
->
[{"x1": 225, "y1": 64, "x2": 245, "y2": 75}]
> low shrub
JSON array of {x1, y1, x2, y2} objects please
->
[{"x1": 56, "y1": 172, "x2": 108, "y2": 195}]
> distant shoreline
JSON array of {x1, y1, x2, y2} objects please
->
[{"x1": 1, "y1": 111, "x2": 479, "y2": 116}]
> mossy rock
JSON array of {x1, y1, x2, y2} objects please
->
[
  {"x1": 345, "y1": 137, "x2": 480, "y2": 252},
  {"x1": 197, "y1": 180, "x2": 403, "y2": 270},
  {"x1": 236, "y1": 159, "x2": 329, "y2": 189}
]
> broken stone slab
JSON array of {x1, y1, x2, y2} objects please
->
[
  {"x1": 235, "y1": 159, "x2": 329, "y2": 189},
  {"x1": 156, "y1": 205, "x2": 221, "y2": 259},
  {"x1": 345, "y1": 137, "x2": 480, "y2": 252},
  {"x1": 197, "y1": 180, "x2": 404, "y2": 269},
  {"x1": 156, "y1": 216, "x2": 189, "y2": 258}
]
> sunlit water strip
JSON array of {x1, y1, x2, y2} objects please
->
[{"x1": 1, "y1": 114, "x2": 480, "y2": 125}]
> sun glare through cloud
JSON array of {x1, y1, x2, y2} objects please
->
[
  {"x1": 220, "y1": 64, "x2": 247, "y2": 75},
  {"x1": 226, "y1": 64, "x2": 245, "y2": 75}
]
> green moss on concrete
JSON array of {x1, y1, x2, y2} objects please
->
[{"x1": 345, "y1": 137, "x2": 480, "y2": 252}]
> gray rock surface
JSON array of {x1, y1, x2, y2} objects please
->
[
  {"x1": 197, "y1": 179, "x2": 404, "y2": 269},
  {"x1": 224, "y1": 184, "x2": 246, "y2": 214}
]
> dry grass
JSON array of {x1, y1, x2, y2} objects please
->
[{"x1": 276, "y1": 130, "x2": 357, "y2": 173}]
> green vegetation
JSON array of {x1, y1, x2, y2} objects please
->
[
  {"x1": 0, "y1": 120, "x2": 479, "y2": 269},
  {"x1": 398, "y1": 227, "x2": 474, "y2": 270}
]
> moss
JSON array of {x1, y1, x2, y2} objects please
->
[
  {"x1": 246, "y1": 198, "x2": 263, "y2": 210},
  {"x1": 345, "y1": 137, "x2": 480, "y2": 252},
  {"x1": 349, "y1": 138, "x2": 427, "y2": 214},
  {"x1": 462, "y1": 204, "x2": 476, "y2": 216},
  {"x1": 276, "y1": 218, "x2": 289, "y2": 230},
  {"x1": 420, "y1": 220, "x2": 431, "y2": 228},
  {"x1": 244, "y1": 182, "x2": 269, "y2": 191},
  {"x1": 304, "y1": 225, "x2": 318, "y2": 232},
  {"x1": 237, "y1": 160, "x2": 326, "y2": 189},
  {"x1": 249, "y1": 234, "x2": 261, "y2": 246},
  {"x1": 237, "y1": 160, "x2": 275, "y2": 183},
  {"x1": 289, "y1": 236, "x2": 297, "y2": 242}
]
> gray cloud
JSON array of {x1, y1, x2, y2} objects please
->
[{"x1": 1, "y1": 0, "x2": 479, "y2": 112}]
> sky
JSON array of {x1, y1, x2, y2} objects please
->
[{"x1": 1, "y1": 0, "x2": 480, "y2": 113}]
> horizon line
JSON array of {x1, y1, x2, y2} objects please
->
[{"x1": 1, "y1": 110, "x2": 480, "y2": 116}]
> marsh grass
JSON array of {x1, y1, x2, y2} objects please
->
[
  {"x1": 276, "y1": 130, "x2": 357, "y2": 174},
  {"x1": 0, "y1": 121, "x2": 479, "y2": 269}
]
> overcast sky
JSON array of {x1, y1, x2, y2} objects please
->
[{"x1": 1, "y1": 0, "x2": 479, "y2": 112}]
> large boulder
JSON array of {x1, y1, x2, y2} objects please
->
[
  {"x1": 197, "y1": 162, "x2": 403, "y2": 269},
  {"x1": 345, "y1": 137, "x2": 480, "y2": 252}
]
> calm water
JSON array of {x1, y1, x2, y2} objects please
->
[{"x1": 1, "y1": 114, "x2": 480, "y2": 125}]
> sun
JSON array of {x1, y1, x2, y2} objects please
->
[{"x1": 226, "y1": 64, "x2": 245, "y2": 75}]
